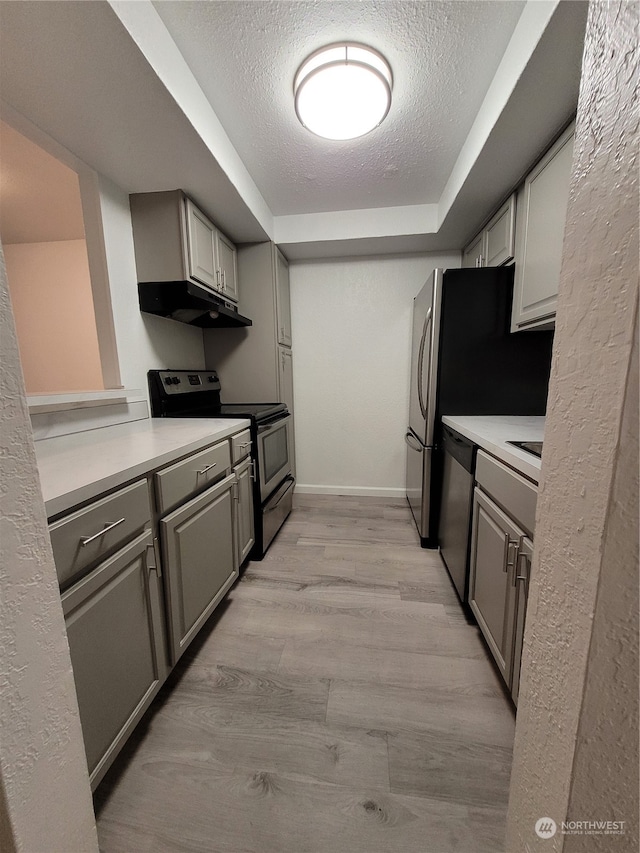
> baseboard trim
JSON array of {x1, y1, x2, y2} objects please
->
[{"x1": 294, "y1": 484, "x2": 406, "y2": 498}]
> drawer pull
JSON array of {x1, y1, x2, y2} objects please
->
[
  {"x1": 196, "y1": 462, "x2": 218, "y2": 476},
  {"x1": 80, "y1": 517, "x2": 126, "y2": 546},
  {"x1": 239, "y1": 442, "x2": 251, "y2": 449}
]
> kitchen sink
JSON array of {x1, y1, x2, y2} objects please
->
[{"x1": 508, "y1": 440, "x2": 543, "y2": 458}]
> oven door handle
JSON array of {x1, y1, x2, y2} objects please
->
[{"x1": 265, "y1": 476, "x2": 295, "y2": 511}]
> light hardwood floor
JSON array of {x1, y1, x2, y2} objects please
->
[{"x1": 94, "y1": 495, "x2": 515, "y2": 853}]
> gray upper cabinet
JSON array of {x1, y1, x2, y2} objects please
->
[
  {"x1": 511, "y1": 123, "x2": 575, "y2": 331},
  {"x1": 61, "y1": 529, "x2": 166, "y2": 790},
  {"x1": 130, "y1": 190, "x2": 238, "y2": 303},
  {"x1": 485, "y1": 196, "x2": 516, "y2": 266},
  {"x1": 216, "y1": 229, "x2": 239, "y2": 303},
  {"x1": 462, "y1": 194, "x2": 516, "y2": 269},
  {"x1": 185, "y1": 197, "x2": 217, "y2": 290},
  {"x1": 462, "y1": 232, "x2": 484, "y2": 269},
  {"x1": 160, "y1": 472, "x2": 238, "y2": 664},
  {"x1": 275, "y1": 248, "x2": 292, "y2": 347}
]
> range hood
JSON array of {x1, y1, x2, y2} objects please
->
[{"x1": 138, "y1": 281, "x2": 252, "y2": 328}]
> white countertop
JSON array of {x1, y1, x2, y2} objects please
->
[
  {"x1": 441, "y1": 415, "x2": 544, "y2": 483},
  {"x1": 36, "y1": 417, "x2": 250, "y2": 518}
]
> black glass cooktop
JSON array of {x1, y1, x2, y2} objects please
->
[{"x1": 218, "y1": 403, "x2": 284, "y2": 419}]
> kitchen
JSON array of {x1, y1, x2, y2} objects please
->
[{"x1": 0, "y1": 2, "x2": 637, "y2": 852}]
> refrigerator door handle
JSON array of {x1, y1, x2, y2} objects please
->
[
  {"x1": 405, "y1": 432, "x2": 424, "y2": 453},
  {"x1": 417, "y1": 307, "x2": 432, "y2": 420}
]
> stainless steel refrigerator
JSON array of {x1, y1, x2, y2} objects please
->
[{"x1": 405, "y1": 266, "x2": 553, "y2": 547}]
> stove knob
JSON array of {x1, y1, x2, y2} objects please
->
[
  {"x1": 208, "y1": 375, "x2": 217, "y2": 383},
  {"x1": 164, "y1": 377, "x2": 172, "y2": 385},
  {"x1": 174, "y1": 377, "x2": 181, "y2": 384}
]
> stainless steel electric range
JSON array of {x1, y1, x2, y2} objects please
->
[{"x1": 148, "y1": 369, "x2": 294, "y2": 559}]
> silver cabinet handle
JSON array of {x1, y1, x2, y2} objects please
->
[
  {"x1": 146, "y1": 539, "x2": 162, "y2": 577},
  {"x1": 404, "y1": 431, "x2": 423, "y2": 453},
  {"x1": 514, "y1": 551, "x2": 530, "y2": 587},
  {"x1": 503, "y1": 538, "x2": 519, "y2": 573},
  {"x1": 196, "y1": 462, "x2": 217, "y2": 476},
  {"x1": 80, "y1": 517, "x2": 125, "y2": 546},
  {"x1": 222, "y1": 270, "x2": 226, "y2": 289},
  {"x1": 216, "y1": 269, "x2": 221, "y2": 287},
  {"x1": 239, "y1": 442, "x2": 251, "y2": 449}
]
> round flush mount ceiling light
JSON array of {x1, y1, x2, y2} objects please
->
[{"x1": 294, "y1": 43, "x2": 393, "y2": 141}]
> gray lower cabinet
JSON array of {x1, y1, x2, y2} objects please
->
[
  {"x1": 160, "y1": 472, "x2": 238, "y2": 664},
  {"x1": 510, "y1": 535, "x2": 533, "y2": 705},
  {"x1": 469, "y1": 487, "x2": 521, "y2": 685},
  {"x1": 469, "y1": 450, "x2": 537, "y2": 704},
  {"x1": 234, "y1": 456, "x2": 255, "y2": 565},
  {"x1": 61, "y1": 529, "x2": 166, "y2": 790}
]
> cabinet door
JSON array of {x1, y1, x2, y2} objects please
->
[
  {"x1": 511, "y1": 124, "x2": 575, "y2": 330},
  {"x1": 234, "y1": 457, "x2": 255, "y2": 566},
  {"x1": 161, "y1": 474, "x2": 238, "y2": 664},
  {"x1": 510, "y1": 536, "x2": 532, "y2": 706},
  {"x1": 185, "y1": 198, "x2": 217, "y2": 290},
  {"x1": 61, "y1": 530, "x2": 166, "y2": 789},
  {"x1": 462, "y1": 232, "x2": 484, "y2": 268},
  {"x1": 278, "y1": 346, "x2": 296, "y2": 475},
  {"x1": 484, "y1": 194, "x2": 516, "y2": 266},
  {"x1": 469, "y1": 487, "x2": 521, "y2": 687},
  {"x1": 278, "y1": 346, "x2": 294, "y2": 414},
  {"x1": 216, "y1": 229, "x2": 239, "y2": 302},
  {"x1": 275, "y1": 247, "x2": 292, "y2": 347}
]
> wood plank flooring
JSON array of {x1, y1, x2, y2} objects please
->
[{"x1": 94, "y1": 495, "x2": 515, "y2": 853}]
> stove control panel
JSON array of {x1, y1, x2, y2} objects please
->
[{"x1": 155, "y1": 370, "x2": 220, "y2": 395}]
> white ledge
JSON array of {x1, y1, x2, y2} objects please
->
[{"x1": 27, "y1": 389, "x2": 145, "y2": 414}]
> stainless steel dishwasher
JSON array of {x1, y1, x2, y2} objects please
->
[{"x1": 438, "y1": 425, "x2": 476, "y2": 602}]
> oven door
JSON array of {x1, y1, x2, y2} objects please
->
[{"x1": 257, "y1": 414, "x2": 293, "y2": 502}]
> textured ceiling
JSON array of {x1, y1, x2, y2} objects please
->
[{"x1": 153, "y1": 0, "x2": 526, "y2": 215}]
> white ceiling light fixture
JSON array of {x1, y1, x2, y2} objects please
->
[{"x1": 294, "y1": 43, "x2": 393, "y2": 141}]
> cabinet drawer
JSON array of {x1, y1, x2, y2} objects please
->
[
  {"x1": 49, "y1": 479, "x2": 151, "y2": 588},
  {"x1": 475, "y1": 450, "x2": 537, "y2": 537},
  {"x1": 156, "y1": 440, "x2": 231, "y2": 514},
  {"x1": 231, "y1": 429, "x2": 252, "y2": 464}
]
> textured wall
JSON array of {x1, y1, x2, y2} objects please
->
[
  {"x1": 0, "y1": 247, "x2": 98, "y2": 850},
  {"x1": 289, "y1": 252, "x2": 459, "y2": 495},
  {"x1": 506, "y1": 1, "x2": 639, "y2": 850},
  {"x1": 565, "y1": 317, "x2": 638, "y2": 849}
]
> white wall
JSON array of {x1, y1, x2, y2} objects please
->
[
  {"x1": 98, "y1": 175, "x2": 206, "y2": 395},
  {"x1": 289, "y1": 252, "x2": 460, "y2": 496},
  {"x1": 4, "y1": 239, "x2": 104, "y2": 393}
]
